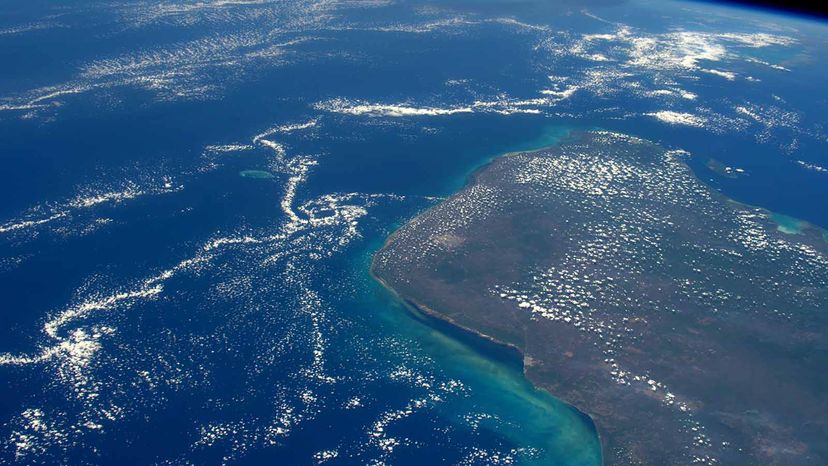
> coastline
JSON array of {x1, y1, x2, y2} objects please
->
[
  {"x1": 369, "y1": 162, "x2": 607, "y2": 465},
  {"x1": 368, "y1": 129, "x2": 828, "y2": 465},
  {"x1": 370, "y1": 267, "x2": 606, "y2": 465}
]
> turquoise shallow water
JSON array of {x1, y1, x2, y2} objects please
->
[
  {"x1": 0, "y1": 0, "x2": 826, "y2": 463},
  {"x1": 357, "y1": 242, "x2": 602, "y2": 466},
  {"x1": 771, "y1": 212, "x2": 806, "y2": 234},
  {"x1": 449, "y1": 125, "x2": 577, "y2": 193}
]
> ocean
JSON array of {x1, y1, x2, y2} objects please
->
[{"x1": 0, "y1": 0, "x2": 826, "y2": 463}]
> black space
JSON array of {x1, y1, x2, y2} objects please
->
[{"x1": 700, "y1": 0, "x2": 828, "y2": 19}]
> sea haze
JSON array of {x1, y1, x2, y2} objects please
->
[{"x1": 0, "y1": 0, "x2": 826, "y2": 464}]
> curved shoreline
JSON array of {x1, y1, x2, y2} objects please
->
[
  {"x1": 369, "y1": 130, "x2": 828, "y2": 465},
  {"x1": 370, "y1": 214, "x2": 606, "y2": 466},
  {"x1": 365, "y1": 135, "x2": 622, "y2": 465}
]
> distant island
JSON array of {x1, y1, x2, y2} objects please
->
[{"x1": 372, "y1": 131, "x2": 828, "y2": 465}]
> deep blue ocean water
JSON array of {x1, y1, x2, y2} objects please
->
[{"x1": 0, "y1": 0, "x2": 826, "y2": 464}]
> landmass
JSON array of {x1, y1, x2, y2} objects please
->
[
  {"x1": 372, "y1": 131, "x2": 828, "y2": 465},
  {"x1": 705, "y1": 158, "x2": 745, "y2": 179},
  {"x1": 239, "y1": 169, "x2": 275, "y2": 178}
]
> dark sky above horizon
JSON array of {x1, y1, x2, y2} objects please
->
[{"x1": 700, "y1": 0, "x2": 828, "y2": 19}]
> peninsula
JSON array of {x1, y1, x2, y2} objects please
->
[{"x1": 372, "y1": 131, "x2": 828, "y2": 465}]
